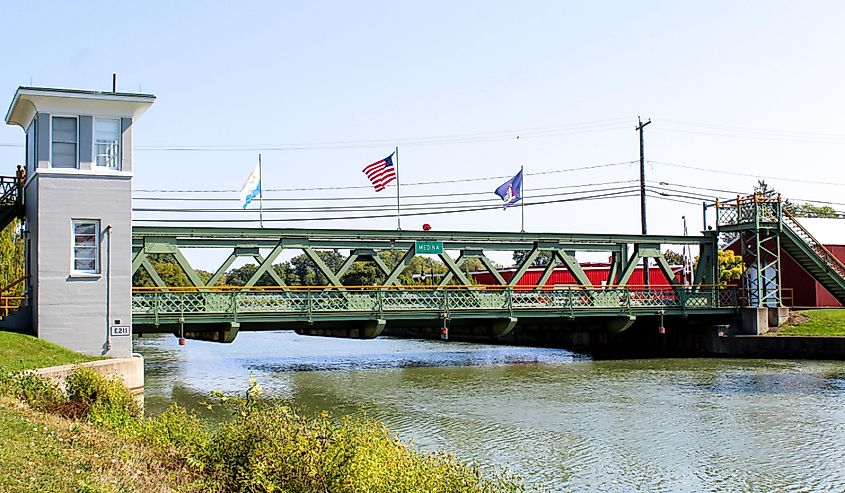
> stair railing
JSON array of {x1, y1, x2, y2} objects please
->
[
  {"x1": 782, "y1": 209, "x2": 845, "y2": 279},
  {"x1": 0, "y1": 276, "x2": 27, "y2": 318}
]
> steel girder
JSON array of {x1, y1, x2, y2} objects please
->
[{"x1": 131, "y1": 226, "x2": 719, "y2": 290}]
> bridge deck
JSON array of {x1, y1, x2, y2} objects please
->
[{"x1": 132, "y1": 285, "x2": 738, "y2": 327}]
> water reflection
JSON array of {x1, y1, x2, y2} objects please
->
[{"x1": 135, "y1": 331, "x2": 845, "y2": 493}]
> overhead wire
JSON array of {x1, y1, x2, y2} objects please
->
[
  {"x1": 648, "y1": 160, "x2": 845, "y2": 187},
  {"x1": 132, "y1": 185, "x2": 642, "y2": 215},
  {"x1": 133, "y1": 179, "x2": 640, "y2": 202},
  {"x1": 132, "y1": 189, "x2": 642, "y2": 224},
  {"x1": 134, "y1": 160, "x2": 638, "y2": 193}
]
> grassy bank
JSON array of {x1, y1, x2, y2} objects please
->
[
  {"x1": 776, "y1": 309, "x2": 845, "y2": 336},
  {"x1": 0, "y1": 357, "x2": 523, "y2": 492},
  {"x1": 0, "y1": 396, "x2": 204, "y2": 492},
  {"x1": 0, "y1": 331, "x2": 102, "y2": 371}
]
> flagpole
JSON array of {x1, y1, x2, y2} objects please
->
[
  {"x1": 395, "y1": 146, "x2": 401, "y2": 230},
  {"x1": 258, "y1": 153, "x2": 264, "y2": 228},
  {"x1": 520, "y1": 165, "x2": 525, "y2": 233}
]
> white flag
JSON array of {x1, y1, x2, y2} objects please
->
[{"x1": 240, "y1": 164, "x2": 261, "y2": 209}]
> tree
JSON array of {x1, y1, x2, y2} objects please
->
[
  {"x1": 663, "y1": 250, "x2": 685, "y2": 265},
  {"x1": 224, "y1": 262, "x2": 298, "y2": 286},
  {"x1": 718, "y1": 249, "x2": 743, "y2": 284},
  {"x1": 132, "y1": 254, "x2": 221, "y2": 287},
  {"x1": 754, "y1": 180, "x2": 795, "y2": 212},
  {"x1": 792, "y1": 203, "x2": 840, "y2": 218},
  {"x1": 289, "y1": 251, "x2": 345, "y2": 286},
  {"x1": 0, "y1": 219, "x2": 25, "y2": 295},
  {"x1": 511, "y1": 250, "x2": 553, "y2": 267}
]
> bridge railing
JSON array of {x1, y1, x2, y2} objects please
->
[
  {"x1": 132, "y1": 285, "x2": 738, "y2": 319},
  {"x1": 716, "y1": 194, "x2": 782, "y2": 227}
]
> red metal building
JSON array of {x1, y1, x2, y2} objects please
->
[
  {"x1": 780, "y1": 244, "x2": 845, "y2": 307},
  {"x1": 470, "y1": 263, "x2": 683, "y2": 287}
]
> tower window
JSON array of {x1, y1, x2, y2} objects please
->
[
  {"x1": 51, "y1": 116, "x2": 78, "y2": 168},
  {"x1": 72, "y1": 220, "x2": 99, "y2": 274},
  {"x1": 94, "y1": 119, "x2": 121, "y2": 168}
]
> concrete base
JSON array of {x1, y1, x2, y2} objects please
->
[
  {"x1": 34, "y1": 355, "x2": 144, "y2": 402},
  {"x1": 741, "y1": 307, "x2": 770, "y2": 335},
  {"x1": 768, "y1": 307, "x2": 790, "y2": 328}
]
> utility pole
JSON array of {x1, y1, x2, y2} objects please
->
[{"x1": 636, "y1": 116, "x2": 652, "y2": 286}]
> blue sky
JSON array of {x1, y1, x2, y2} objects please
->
[{"x1": 2, "y1": 1, "x2": 844, "y2": 243}]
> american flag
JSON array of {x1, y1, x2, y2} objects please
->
[{"x1": 362, "y1": 153, "x2": 396, "y2": 192}]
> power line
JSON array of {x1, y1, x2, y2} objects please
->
[
  {"x1": 133, "y1": 185, "x2": 642, "y2": 214},
  {"x1": 648, "y1": 160, "x2": 845, "y2": 187},
  {"x1": 134, "y1": 161, "x2": 637, "y2": 193},
  {"x1": 132, "y1": 189, "x2": 642, "y2": 224},
  {"x1": 133, "y1": 179, "x2": 640, "y2": 202}
]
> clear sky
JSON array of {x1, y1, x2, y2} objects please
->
[{"x1": 2, "y1": 1, "x2": 844, "y2": 247}]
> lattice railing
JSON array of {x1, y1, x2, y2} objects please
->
[
  {"x1": 716, "y1": 194, "x2": 781, "y2": 227},
  {"x1": 782, "y1": 210, "x2": 845, "y2": 280},
  {"x1": 132, "y1": 285, "x2": 738, "y2": 319}
]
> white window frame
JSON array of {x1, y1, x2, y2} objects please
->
[
  {"x1": 71, "y1": 219, "x2": 100, "y2": 275},
  {"x1": 50, "y1": 115, "x2": 79, "y2": 169},
  {"x1": 93, "y1": 118, "x2": 121, "y2": 169},
  {"x1": 25, "y1": 119, "x2": 35, "y2": 175}
]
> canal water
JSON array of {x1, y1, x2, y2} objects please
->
[{"x1": 135, "y1": 332, "x2": 845, "y2": 492}]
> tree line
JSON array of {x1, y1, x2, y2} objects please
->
[{"x1": 133, "y1": 250, "x2": 488, "y2": 288}]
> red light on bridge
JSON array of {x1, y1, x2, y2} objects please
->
[{"x1": 423, "y1": 223, "x2": 432, "y2": 231}]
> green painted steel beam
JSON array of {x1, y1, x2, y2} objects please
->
[
  {"x1": 534, "y1": 255, "x2": 559, "y2": 290},
  {"x1": 383, "y1": 246, "x2": 416, "y2": 286},
  {"x1": 478, "y1": 255, "x2": 506, "y2": 285},
  {"x1": 303, "y1": 247, "x2": 343, "y2": 286},
  {"x1": 205, "y1": 250, "x2": 238, "y2": 287},
  {"x1": 132, "y1": 225, "x2": 708, "y2": 245},
  {"x1": 245, "y1": 242, "x2": 284, "y2": 287},
  {"x1": 508, "y1": 246, "x2": 540, "y2": 287},
  {"x1": 555, "y1": 250, "x2": 593, "y2": 287},
  {"x1": 171, "y1": 248, "x2": 205, "y2": 287},
  {"x1": 438, "y1": 251, "x2": 473, "y2": 286}
]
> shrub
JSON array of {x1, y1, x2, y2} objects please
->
[
  {"x1": 65, "y1": 367, "x2": 140, "y2": 429},
  {"x1": 205, "y1": 404, "x2": 524, "y2": 493},
  {"x1": 135, "y1": 404, "x2": 210, "y2": 471},
  {"x1": 0, "y1": 365, "x2": 64, "y2": 409}
]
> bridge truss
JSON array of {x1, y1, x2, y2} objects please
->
[{"x1": 130, "y1": 226, "x2": 736, "y2": 340}]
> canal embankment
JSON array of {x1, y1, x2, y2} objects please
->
[{"x1": 0, "y1": 330, "x2": 525, "y2": 493}]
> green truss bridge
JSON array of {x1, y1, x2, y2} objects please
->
[
  {"x1": 127, "y1": 195, "x2": 845, "y2": 343},
  {"x1": 130, "y1": 225, "x2": 739, "y2": 342}
]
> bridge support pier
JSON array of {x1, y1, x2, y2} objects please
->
[
  {"x1": 606, "y1": 316, "x2": 637, "y2": 334},
  {"x1": 295, "y1": 318, "x2": 386, "y2": 339},
  {"x1": 183, "y1": 322, "x2": 239, "y2": 343},
  {"x1": 740, "y1": 307, "x2": 788, "y2": 335}
]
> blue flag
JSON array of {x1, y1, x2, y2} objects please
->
[
  {"x1": 240, "y1": 164, "x2": 261, "y2": 209},
  {"x1": 494, "y1": 169, "x2": 523, "y2": 209}
]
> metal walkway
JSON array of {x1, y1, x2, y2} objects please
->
[{"x1": 717, "y1": 195, "x2": 845, "y2": 306}]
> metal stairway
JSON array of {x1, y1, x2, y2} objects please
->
[
  {"x1": 780, "y1": 210, "x2": 845, "y2": 304},
  {"x1": 0, "y1": 167, "x2": 24, "y2": 232}
]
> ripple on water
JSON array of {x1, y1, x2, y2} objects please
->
[{"x1": 135, "y1": 332, "x2": 845, "y2": 492}]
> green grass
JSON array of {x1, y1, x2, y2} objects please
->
[
  {"x1": 0, "y1": 396, "x2": 206, "y2": 493},
  {"x1": 776, "y1": 309, "x2": 845, "y2": 336},
  {"x1": 0, "y1": 331, "x2": 102, "y2": 371}
]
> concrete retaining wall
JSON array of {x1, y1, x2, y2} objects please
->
[
  {"x1": 34, "y1": 355, "x2": 144, "y2": 396},
  {"x1": 716, "y1": 335, "x2": 845, "y2": 359}
]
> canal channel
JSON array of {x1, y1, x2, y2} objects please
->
[{"x1": 135, "y1": 332, "x2": 845, "y2": 492}]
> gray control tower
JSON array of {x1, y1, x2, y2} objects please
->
[{"x1": 5, "y1": 86, "x2": 154, "y2": 357}]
